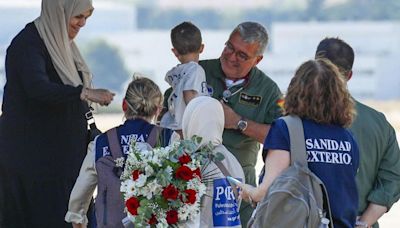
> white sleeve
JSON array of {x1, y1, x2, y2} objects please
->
[
  {"x1": 65, "y1": 140, "x2": 98, "y2": 225},
  {"x1": 182, "y1": 63, "x2": 207, "y2": 94},
  {"x1": 169, "y1": 131, "x2": 182, "y2": 143}
]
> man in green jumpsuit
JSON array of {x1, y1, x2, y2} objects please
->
[
  {"x1": 316, "y1": 37, "x2": 400, "y2": 228},
  {"x1": 199, "y1": 22, "x2": 283, "y2": 226}
]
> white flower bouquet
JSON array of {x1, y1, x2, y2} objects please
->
[{"x1": 120, "y1": 136, "x2": 218, "y2": 228}]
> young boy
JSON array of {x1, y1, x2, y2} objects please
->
[{"x1": 160, "y1": 21, "x2": 209, "y2": 133}]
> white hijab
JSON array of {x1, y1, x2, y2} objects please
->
[
  {"x1": 182, "y1": 96, "x2": 224, "y2": 147},
  {"x1": 34, "y1": 0, "x2": 93, "y2": 88},
  {"x1": 182, "y1": 97, "x2": 245, "y2": 228}
]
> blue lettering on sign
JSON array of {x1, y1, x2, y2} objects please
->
[{"x1": 212, "y1": 178, "x2": 241, "y2": 227}]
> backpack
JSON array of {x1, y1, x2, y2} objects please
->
[
  {"x1": 95, "y1": 125, "x2": 171, "y2": 228},
  {"x1": 248, "y1": 115, "x2": 333, "y2": 228}
]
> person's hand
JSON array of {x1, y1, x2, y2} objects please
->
[
  {"x1": 81, "y1": 88, "x2": 115, "y2": 106},
  {"x1": 220, "y1": 101, "x2": 241, "y2": 129},
  {"x1": 72, "y1": 222, "x2": 87, "y2": 228},
  {"x1": 355, "y1": 216, "x2": 371, "y2": 228},
  {"x1": 236, "y1": 182, "x2": 265, "y2": 205}
]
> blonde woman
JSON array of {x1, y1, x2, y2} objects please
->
[
  {"x1": 238, "y1": 59, "x2": 359, "y2": 228},
  {"x1": 66, "y1": 76, "x2": 178, "y2": 228}
]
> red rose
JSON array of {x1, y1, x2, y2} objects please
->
[
  {"x1": 148, "y1": 214, "x2": 157, "y2": 225},
  {"x1": 132, "y1": 170, "x2": 141, "y2": 181},
  {"x1": 125, "y1": 196, "x2": 140, "y2": 215},
  {"x1": 183, "y1": 189, "x2": 197, "y2": 204},
  {"x1": 166, "y1": 210, "x2": 179, "y2": 224},
  {"x1": 162, "y1": 184, "x2": 179, "y2": 200},
  {"x1": 193, "y1": 168, "x2": 201, "y2": 179},
  {"x1": 178, "y1": 153, "x2": 192, "y2": 164},
  {"x1": 175, "y1": 165, "x2": 194, "y2": 181}
]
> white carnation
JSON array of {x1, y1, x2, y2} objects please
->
[
  {"x1": 147, "y1": 180, "x2": 162, "y2": 194},
  {"x1": 121, "y1": 179, "x2": 136, "y2": 199},
  {"x1": 156, "y1": 217, "x2": 168, "y2": 228},
  {"x1": 197, "y1": 183, "x2": 207, "y2": 197},
  {"x1": 114, "y1": 157, "x2": 125, "y2": 168},
  {"x1": 178, "y1": 204, "x2": 190, "y2": 220},
  {"x1": 164, "y1": 166, "x2": 173, "y2": 176},
  {"x1": 187, "y1": 203, "x2": 200, "y2": 220},
  {"x1": 135, "y1": 174, "x2": 147, "y2": 187}
]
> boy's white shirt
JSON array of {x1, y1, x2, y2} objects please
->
[{"x1": 160, "y1": 61, "x2": 208, "y2": 130}]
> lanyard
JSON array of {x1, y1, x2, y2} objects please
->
[
  {"x1": 221, "y1": 75, "x2": 250, "y2": 103},
  {"x1": 222, "y1": 87, "x2": 244, "y2": 103}
]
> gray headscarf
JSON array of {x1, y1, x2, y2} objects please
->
[{"x1": 34, "y1": 0, "x2": 93, "y2": 88}]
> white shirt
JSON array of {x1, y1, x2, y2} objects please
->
[{"x1": 160, "y1": 61, "x2": 209, "y2": 130}]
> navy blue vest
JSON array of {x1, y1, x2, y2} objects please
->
[{"x1": 95, "y1": 119, "x2": 173, "y2": 161}]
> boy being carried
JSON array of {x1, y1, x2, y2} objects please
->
[{"x1": 160, "y1": 21, "x2": 209, "y2": 134}]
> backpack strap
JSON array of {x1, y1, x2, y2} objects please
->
[
  {"x1": 320, "y1": 182, "x2": 334, "y2": 228},
  {"x1": 214, "y1": 161, "x2": 239, "y2": 201},
  {"x1": 147, "y1": 125, "x2": 162, "y2": 147},
  {"x1": 106, "y1": 127, "x2": 123, "y2": 160},
  {"x1": 281, "y1": 115, "x2": 307, "y2": 167},
  {"x1": 282, "y1": 115, "x2": 334, "y2": 228}
]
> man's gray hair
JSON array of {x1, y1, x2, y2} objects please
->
[{"x1": 231, "y1": 21, "x2": 269, "y2": 55}]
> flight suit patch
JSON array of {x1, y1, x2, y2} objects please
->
[{"x1": 238, "y1": 92, "x2": 262, "y2": 106}]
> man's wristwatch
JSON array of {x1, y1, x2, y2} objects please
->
[
  {"x1": 355, "y1": 220, "x2": 369, "y2": 228},
  {"x1": 237, "y1": 117, "x2": 248, "y2": 132}
]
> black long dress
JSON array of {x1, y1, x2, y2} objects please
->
[{"x1": 0, "y1": 22, "x2": 88, "y2": 228}]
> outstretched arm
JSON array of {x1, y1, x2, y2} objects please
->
[
  {"x1": 80, "y1": 87, "x2": 115, "y2": 106},
  {"x1": 238, "y1": 149, "x2": 290, "y2": 202},
  {"x1": 221, "y1": 102, "x2": 270, "y2": 143}
]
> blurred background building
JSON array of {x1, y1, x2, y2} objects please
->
[{"x1": 1, "y1": 0, "x2": 400, "y2": 101}]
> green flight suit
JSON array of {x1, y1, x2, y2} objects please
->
[
  {"x1": 200, "y1": 59, "x2": 282, "y2": 226},
  {"x1": 350, "y1": 100, "x2": 400, "y2": 228}
]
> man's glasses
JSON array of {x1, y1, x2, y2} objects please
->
[{"x1": 223, "y1": 41, "x2": 257, "y2": 62}]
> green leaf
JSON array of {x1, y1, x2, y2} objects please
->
[
  {"x1": 213, "y1": 152, "x2": 225, "y2": 162},
  {"x1": 191, "y1": 135, "x2": 203, "y2": 144},
  {"x1": 155, "y1": 196, "x2": 168, "y2": 209},
  {"x1": 140, "y1": 198, "x2": 149, "y2": 206}
]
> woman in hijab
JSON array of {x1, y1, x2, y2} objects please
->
[
  {"x1": 182, "y1": 96, "x2": 245, "y2": 228},
  {"x1": 0, "y1": 0, "x2": 114, "y2": 227}
]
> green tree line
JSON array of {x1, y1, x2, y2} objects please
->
[{"x1": 136, "y1": 0, "x2": 400, "y2": 29}]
